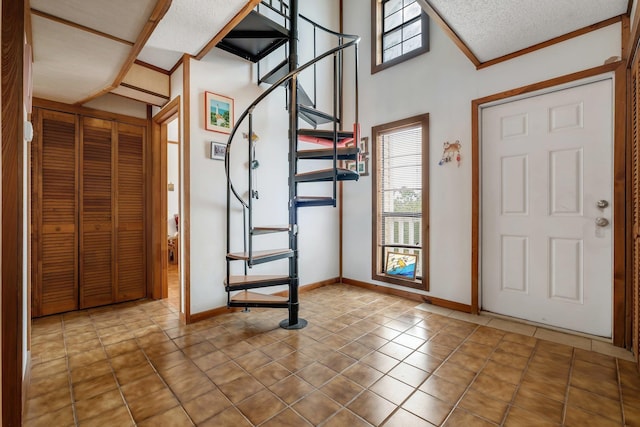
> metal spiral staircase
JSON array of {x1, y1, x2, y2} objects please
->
[{"x1": 222, "y1": 0, "x2": 360, "y2": 329}]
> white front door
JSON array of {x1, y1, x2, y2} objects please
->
[{"x1": 481, "y1": 78, "x2": 613, "y2": 337}]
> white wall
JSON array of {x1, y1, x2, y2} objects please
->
[
  {"x1": 186, "y1": 0, "x2": 342, "y2": 315},
  {"x1": 83, "y1": 93, "x2": 148, "y2": 119},
  {"x1": 342, "y1": 4, "x2": 621, "y2": 305}
]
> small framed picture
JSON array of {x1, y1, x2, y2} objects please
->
[
  {"x1": 210, "y1": 142, "x2": 226, "y2": 160},
  {"x1": 204, "y1": 91, "x2": 234, "y2": 133},
  {"x1": 385, "y1": 252, "x2": 417, "y2": 280}
]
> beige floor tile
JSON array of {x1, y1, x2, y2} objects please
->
[
  {"x1": 485, "y1": 318, "x2": 536, "y2": 336},
  {"x1": 138, "y1": 406, "x2": 194, "y2": 427},
  {"x1": 415, "y1": 303, "x2": 454, "y2": 316},
  {"x1": 534, "y1": 328, "x2": 592, "y2": 351},
  {"x1": 591, "y1": 339, "x2": 636, "y2": 361}
]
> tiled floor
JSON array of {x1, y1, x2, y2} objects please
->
[{"x1": 26, "y1": 284, "x2": 640, "y2": 426}]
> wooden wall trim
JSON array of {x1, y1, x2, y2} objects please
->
[
  {"x1": 2, "y1": 0, "x2": 25, "y2": 423},
  {"x1": 471, "y1": 62, "x2": 626, "y2": 345},
  {"x1": 195, "y1": 0, "x2": 261, "y2": 60},
  {"x1": 30, "y1": 8, "x2": 134, "y2": 46},
  {"x1": 75, "y1": 0, "x2": 172, "y2": 106},
  {"x1": 614, "y1": 63, "x2": 628, "y2": 347},
  {"x1": 182, "y1": 55, "x2": 192, "y2": 323},
  {"x1": 33, "y1": 97, "x2": 148, "y2": 126},
  {"x1": 628, "y1": 1, "x2": 640, "y2": 67},
  {"x1": 134, "y1": 59, "x2": 170, "y2": 75}
]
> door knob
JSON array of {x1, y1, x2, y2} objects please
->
[
  {"x1": 597, "y1": 200, "x2": 609, "y2": 209},
  {"x1": 595, "y1": 217, "x2": 609, "y2": 227}
]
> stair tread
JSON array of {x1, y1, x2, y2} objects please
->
[
  {"x1": 297, "y1": 147, "x2": 359, "y2": 160},
  {"x1": 298, "y1": 105, "x2": 336, "y2": 126},
  {"x1": 227, "y1": 275, "x2": 290, "y2": 285},
  {"x1": 227, "y1": 248, "x2": 293, "y2": 261},
  {"x1": 230, "y1": 291, "x2": 288, "y2": 303},
  {"x1": 299, "y1": 129, "x2": 354, "y2": 139},
  {"x1": 261, "y1": 59, "x2": 288, "y2": 85},
  {"x1": 295, "y1": 168, "x2": 359, "y2": 182},
  {"x1": 295, "y1": 196, "x2": 336, "y2": 208},
  {"x1": 218, "y1": 11, "x2": 289, "y2": 62},
  {"x1": 253, "y1": 225, "x2": 291, "y2": 232},
  {"x1": 298, "y1": 129, "x2": 354, "y2": 147}
]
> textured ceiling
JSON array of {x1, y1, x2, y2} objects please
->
[
  {"x1": 31, "y1": 15, "x2": 131, "y2": 104},
  {"x1": 427, "y1": 0, "x2": 628, "y2": 62},
  {"x1": 31, "y1": 0, "x2": 157, "y2": 43},
  {"x1": 30, "y1": 0, "x2": 629, "y2": 106},
  {"x1": 139, "y1": 0, "x2": 247, "y2": 69}
]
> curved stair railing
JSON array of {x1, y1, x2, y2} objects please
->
[{"x1": 223, "y1": 5, "x2": 360, "y2": 329}]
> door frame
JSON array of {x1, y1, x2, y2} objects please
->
[
  {"x1": 471, "y1": 62, "x2": 628, "y2": 346},
  {"x1": 150, "y1": 97, "x2": 182, "y2": 314}
]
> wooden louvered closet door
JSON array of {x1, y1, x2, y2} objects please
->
[
  {"x1": 115, "y1": 124, "x2": 146, "y2": 301},
  {"x1": 80, "y1": 118, "x2": 115, "y2": 308},
  {"x1": 32, "y1": 110, "x2": 79, "y2": 316}
]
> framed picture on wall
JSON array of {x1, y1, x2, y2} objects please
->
[
  {"x1": 204, "y1": 91, "x2": 234, "y2": 133},
  {"x1": 210, "y1": 142, "x2": 226, "y2": 160}
]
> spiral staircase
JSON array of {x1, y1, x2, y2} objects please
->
[{"x1": 222, "y1": 0, "x2": 360, "y2": 329}]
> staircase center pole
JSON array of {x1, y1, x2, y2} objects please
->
[{"x1": 280, "y1": 0, "x2": 307, "y2": 330}]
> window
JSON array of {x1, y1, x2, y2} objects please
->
[
  {"x1": 372, "y1": 114, "x2": 429, "y2": 290},
  {"x1": 371, "y1": 0, "x2": 430, "y2": 74}
]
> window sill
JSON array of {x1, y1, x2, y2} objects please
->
[{"x1": 372, "y1": 273, "x2": 425, "y2": 291}]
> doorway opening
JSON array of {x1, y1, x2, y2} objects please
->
[
  {"x1": 167, "y1": 119, "x2": 180, "y2": 311},
  {"x1": 152, "y1": 97, "x2": 182, "y2": 316}
]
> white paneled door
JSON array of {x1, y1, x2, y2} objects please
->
[{"x1": 481, "y1": 78, "x2": 613, "y2": 337}]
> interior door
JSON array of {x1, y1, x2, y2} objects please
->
[
  {"x1": 80, "y1": 117, "x2": 115, "y2": 308},
  {"x1": 115, "y1": 123, "x2": 146, "y2": 301},
  {"x1": 33, "y1": 110, "x2": 79, "y2": 316},
  {"x1": 481, "y1": 78, "x2": 613, "y2": 337}
]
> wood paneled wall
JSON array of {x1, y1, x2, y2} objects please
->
[{"x1": 632, "y1": 52, "x2": 640, "y2": 369}]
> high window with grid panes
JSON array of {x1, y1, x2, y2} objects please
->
[
  {"x1": 371, "y1": 0, "x2": 429, "y2": 73},
  {"x1": 372, "y1": 114, "x2": 429, "y2": 290}
]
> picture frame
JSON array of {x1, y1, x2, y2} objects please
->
[
  {"x1": 204, "y1": 91, "x2": 234, "y2": 133},
  {"x1": 210, "y1": 142, "x2": 226, "y2": 160},
  {"x1": 344, "y1": 136, "x2": 370, "y2": 176},
  {"x1": 385, "y1": 252, "x2": 417, "y2": 280},
  {"x1": 345, "y1": 159, "x2": 368, "y2": 175}
]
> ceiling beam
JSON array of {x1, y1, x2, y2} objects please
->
[
  {"x1": 30, "y1": 8, "x2": 134, "y2": 46},
  {"x1": 135, "y1": 59, "x2": 170, "y2": 75},
  {"x1": 478, "y1": 15, "x2": 623, "y2": 70},
  {"x1": 415, "y1": 0, "x2": 481, "y2": 67},
  {"x1": 195, "y1": 0, "x2": 261, "y2": 60},
  {"x1": 75, "y1": 0, "x2": 172, "y2": 106}
]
